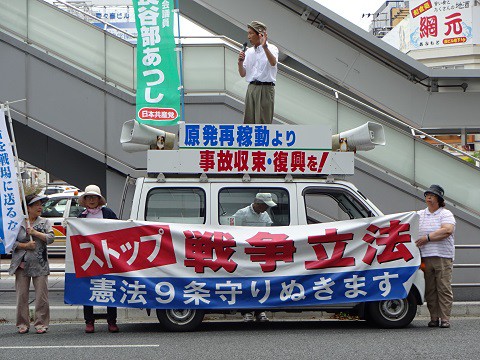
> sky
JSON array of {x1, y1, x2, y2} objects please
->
[
  {"x1": 69, "y1": 1, "x2": 389, "y2": 31},
  {"x1": 47, "y1": 1, "x2": 389, "y2": 35},
  {"x1": 175, "y1": 0, "x2": 389, "y2": 38},
  {"x1": 315, "y1": 0, "x2": 388, "y2": 30},
  {"x1": 177, "y1": 1, "x2": 389, "y2": 33}
]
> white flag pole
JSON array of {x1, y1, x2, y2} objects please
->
[{"x1": 4, "y1": 101, "x2": 32, "y2": 238}]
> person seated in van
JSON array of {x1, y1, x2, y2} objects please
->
[
  {"x1": 233, "y1": 192, "x2": 276, "y2": 227},
  {"x1": 233, "y1": 193, "x2": 276, "y2": 322},
  {"x1": 77, "y1": 185, "x2": 119, "y2": 333}
]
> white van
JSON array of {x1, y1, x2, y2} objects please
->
[
  {"x1": 128, "y1": 174, "x2": 424, "y2": 331},
  {"x1": 119, "y1": 121, "x2": 425, "y2": 331}
]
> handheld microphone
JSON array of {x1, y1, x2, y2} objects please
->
[{"x1": 242, "y1": 42, "x2": 248, "y2": 52}]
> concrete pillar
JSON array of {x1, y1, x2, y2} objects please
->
[{"x1": 460, "y1": 128, "x2": 467, "y2": 148}]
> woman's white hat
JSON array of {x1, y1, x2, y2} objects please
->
[
  {"x1": 78, "y1": 184, "x2": 106, "y2": 207},
  {"x1": 26, "y1": 194, "x2": 48, "y2": 205}
]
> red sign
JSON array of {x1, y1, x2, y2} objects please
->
[
  {"x1": 138, "y1": 107, "x2": 178, "y2": 121},
  {"x1": 71, "y1": 225, "x2": 176, "y2": 277},
  {"x1": 411, "y1": 0, "x2": 432, "y2": 18}
]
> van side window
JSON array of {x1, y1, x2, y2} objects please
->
[
  {"x1": 303, "y1": 188, "x2": 373, "y2": 224},
  {"x1": 145, "y1": 188, "x2": 206, "y2": 224},
  {"x1": 218, "y1": 188, "x2": 290, "y2": 226},
  {"x1": 69, "y1": 198, "x2": 86, "y2": 217}
]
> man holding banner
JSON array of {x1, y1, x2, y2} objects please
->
[{"x1": 233, "y1": 193, "x2": 277, "y2": 322}]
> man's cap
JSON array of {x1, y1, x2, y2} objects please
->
[
  {"x1": 248, "y1": 21, "x2": 267, "y2": 34},
  {"x1": 424, "y1": 184, "x2": 444, "y2": 201},
  {"x1": 254, "y1": 193, "x2": 277, "y2": 207},
  {"x1": 26, "y1": 194, "x2": 48, "y2": 205}
]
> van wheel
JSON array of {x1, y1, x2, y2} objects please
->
[
  {"x1": 366, "y1": 292, "x2": 417, "y2": 328},
  {"x1": 156, "y1": 309, "x2": 205, "y2": 332}
]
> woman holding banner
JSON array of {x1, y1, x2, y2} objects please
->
[
  {"x1": 415, "y1": 184, "x2": 455, "y2": 328},
  {"x1": 9, "y1": 193, "x2": 55, "y2": 334},
  {"x1": 77, "y1": 184, "x2": 119, "y2": 333}
]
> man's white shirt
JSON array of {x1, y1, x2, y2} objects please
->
[
  {"x1": 233, "y1": 204, "x2": 273, "y2": 227},
  {"x1": 243, "y1": 42, "x2": 279, "y2": 83}
]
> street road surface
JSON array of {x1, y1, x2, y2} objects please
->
[{"x1": 1, "y1": 318, "x2": 479, "y2": 360}]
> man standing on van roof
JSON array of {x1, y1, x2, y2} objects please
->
[
  {"x1": 233, "y1": 193, "x2": 276, "y2": 322},
  {"x1": 238, "y1": 21, "x2": 278, "y2": 124}
]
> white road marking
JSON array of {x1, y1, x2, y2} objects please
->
[{"x1": 0, "y1": 344, "x2": 160, "y2": 349}]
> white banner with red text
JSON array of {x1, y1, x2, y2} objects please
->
[
  {"x1": 65, "y1": 212, "x2": 420, "y2": 309},
  {"x1": 147, "y1": 149, "x2": 354, "y2": 175}
]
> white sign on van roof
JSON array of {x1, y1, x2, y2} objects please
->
[
  {"x1": 179, "y1": 123, "x2": 332, "y2": 150},
  {"x1": 146, "y1": 124, "x2": 354, "y2": 175}
]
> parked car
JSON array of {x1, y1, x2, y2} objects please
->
[
  {"x1": 38, "y1": 184, "x2": 79, "y2": 196},
  {"x1": 42, "y1": 192, "x2": 85, "y2": 254}
]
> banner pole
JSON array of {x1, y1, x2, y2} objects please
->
[
  {"x1": 4, "y1": 102, "x2": 31, "y2": 234},
  {"x1": 175, "y1": 0, "x2": 186, "y2": 123}
]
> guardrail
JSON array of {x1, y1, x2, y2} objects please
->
[
  {"x1": 0, "y1": 266, "x2": 66, "y2": 273},
  {"x1": 52, "y1": 0, "x2": 136, "y2": 40}
]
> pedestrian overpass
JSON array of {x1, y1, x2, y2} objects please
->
[{"x1": 0, "y1": 0, "x2": 479, "y2": 298}]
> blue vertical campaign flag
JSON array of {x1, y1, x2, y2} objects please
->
[{"x1": 0, "y1": 107, "x2": 23, "y2": 254}]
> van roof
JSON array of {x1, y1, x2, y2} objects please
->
[{"x1": 141, "y1": 174, "x2": 355, "y2": 187}]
